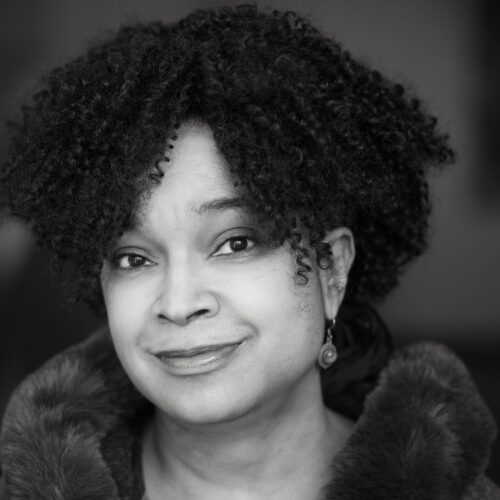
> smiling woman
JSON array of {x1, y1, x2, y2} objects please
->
[
  {"x1": 101, "y1": 122, "x2": 354, "y2": 436},
  {"x1": 0, "y1": 4, "x2": 498, "y2": 500}
]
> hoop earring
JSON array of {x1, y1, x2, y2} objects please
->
[{"x1": 318, "y1": 319, "x2": 338, "y2": 369}]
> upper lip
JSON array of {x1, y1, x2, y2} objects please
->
[{"x1": 155, "y1": 341, "x2": 243, "y2": 358}]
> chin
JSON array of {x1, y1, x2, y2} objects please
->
[
  {"x1": 156, "y1": 386, "x2": 259, "y2": 427},
  {"x1": 121, "y1": 344, "x2": 270, "y2": 427}
]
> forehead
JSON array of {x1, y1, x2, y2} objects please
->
[
  {"x1": 135, "y1": 122, "x2": 245, "y2": 226},
  {"x1": 164, "y1": 122, "x2": 234, "y2": 192},
  {"x1": 167, "y1": 122, "x2": 230, "y2": 179}
]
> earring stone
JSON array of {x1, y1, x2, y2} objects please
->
[{"x1": 318, "y1": 319, "x2": 338, "y2": 369}]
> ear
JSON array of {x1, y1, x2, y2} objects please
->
[{"x1": 318, "y1": 227, "x2": 355, "y2": 320}]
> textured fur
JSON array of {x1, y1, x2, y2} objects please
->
[{"x1": 1, "y1": 329, "x2": 499, "y2": 499}]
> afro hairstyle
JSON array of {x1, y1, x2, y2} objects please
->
[{"x1": 1, "y1": 4, "x2": 454, "y2": 314}]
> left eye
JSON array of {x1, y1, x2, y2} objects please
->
[
  {"x1": 114, "y1": 253, "x2": 153, "y2": 269},
  {"x1": 215, "y1": 236, "x2": 256, "y2": 256}
]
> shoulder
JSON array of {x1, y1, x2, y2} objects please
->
[
  {"x1": 464, "y1": 475, "x2": 500, "y2": 499},
  {"x1": 325, "y1": 341, "x2": 499, "y2": 499},
  {"x1": 0, "y1": 473, "x2": 7, "y2": 499},
  {"x1": 0, "y1": 328, "x2": 147, "y2": 499}
]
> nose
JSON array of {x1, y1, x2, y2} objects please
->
[{"x1": 152, "y1": 257, "x2": 220, "y2": 326}]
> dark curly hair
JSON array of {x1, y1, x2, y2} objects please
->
[{"x1": 1, "y1": 4, "x2": 454, "y2": 315}]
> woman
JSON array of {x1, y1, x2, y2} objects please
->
[{"x1": 0, "y1": 5, "x2": 498, "y2": 499}]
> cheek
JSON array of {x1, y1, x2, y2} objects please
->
[
  {"x1": 224, "y1": 253, "x2": 326, "y2": 364},
  {"x1": 100, "y1": 271, "x2": 156, "y2": 347}
]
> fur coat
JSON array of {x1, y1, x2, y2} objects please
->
[{"x1": 0, "y1": 327, "x2": 499, "y2": 500}]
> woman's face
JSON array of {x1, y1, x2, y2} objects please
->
[{"x1": 101, "y1": 122, "x2": 350, "y2": 426}]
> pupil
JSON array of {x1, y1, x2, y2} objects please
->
[
  {"x1": 230, "y1": 238, "x2": 247, "y2": 251},
  {"x1": 130, "y1": 255, "x2": 144, "y2": 266}
]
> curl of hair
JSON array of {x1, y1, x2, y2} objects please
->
[{"x1": 1, "y1": 4, "x2": 454, "y2": 314}]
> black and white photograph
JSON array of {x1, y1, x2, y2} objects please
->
[{"x1": 1, "y1": 1, "x2": 499, "y2": 498}]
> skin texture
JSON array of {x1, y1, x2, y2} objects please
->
[{"x1": 100, "y1": 122, "x2": 355, "y2": 499}]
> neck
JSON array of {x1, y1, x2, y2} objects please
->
[{"x1": 142, "y1": 368, "x2": 353, "y2": 500}]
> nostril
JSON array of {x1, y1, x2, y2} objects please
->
[
  {"x1": 157, "y1": 309, "x2": 210, "y2": 324},
  {"x1": 188, "y1": 309, "x2": 210, "y2": 321}
]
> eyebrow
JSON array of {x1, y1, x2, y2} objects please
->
[{"x1": 194, "y1": 196, "x2": 250, "y2": 216}]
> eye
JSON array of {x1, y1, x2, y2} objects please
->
[
  {"x1": 214, "y1": 235, "x2": 256, "y2": 257},
  {"x1": 112, "y1": 252, "x2": 154, "y2": 270}
]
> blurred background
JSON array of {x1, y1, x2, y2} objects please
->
[{"x1": 1, "y1": 0, "x2": 499, "y2": 482}]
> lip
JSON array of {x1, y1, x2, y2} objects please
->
[
  {"x1": 155, "y1": 342, "x2": 243, "y2": 358},
  {"x1": 154, "y1": 341, "x2": 244, "y2": 375}
]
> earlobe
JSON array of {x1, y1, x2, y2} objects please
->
[{"x1": 319, "y1": 227, "x2": 355, "y2": 319}]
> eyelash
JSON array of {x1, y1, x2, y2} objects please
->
[
  {"x1": 213, "y1": 235, "x2": 257, "y2": 258},
  {"x1": 111, "y1": 234, "x2": 258, "y2": 271}
]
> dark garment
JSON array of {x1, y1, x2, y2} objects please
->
[{"x1": 0, "y1": 326, "x2": 499, "y2": 499}]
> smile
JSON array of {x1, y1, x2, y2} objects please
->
[{"x1": 154, "y1": 342, "x2": 244, "y2": 375}]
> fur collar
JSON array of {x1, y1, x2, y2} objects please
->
[{"x1": 0, "y1": 328, "x2": 496, "y2": 499}]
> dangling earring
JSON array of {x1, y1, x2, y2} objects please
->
[{"x1": 318, "y1": 318, "x2": 338, "y2": 369}]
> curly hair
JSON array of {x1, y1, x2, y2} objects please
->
[{"x1": 1, "y1": 4, "x2": 454, "y2": 315}]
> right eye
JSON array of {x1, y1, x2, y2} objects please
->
[{"x1": 112, "y1": 253, "x2": 153, "y2": 270}]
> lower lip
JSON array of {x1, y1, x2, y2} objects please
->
[{"x1": 156, "y1": 343, "x2": 243, "y2": 375}]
